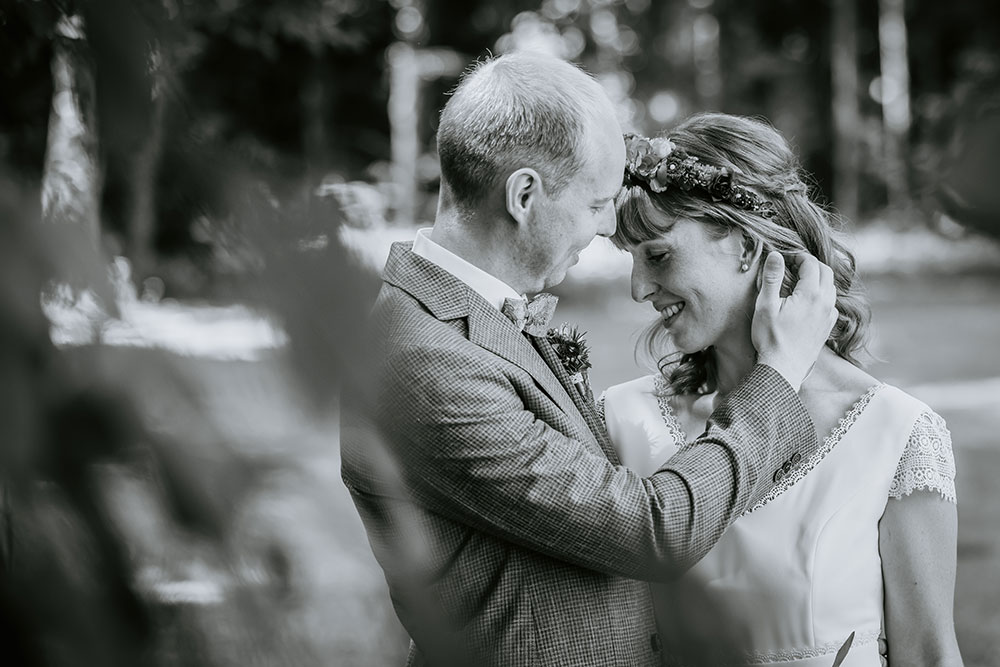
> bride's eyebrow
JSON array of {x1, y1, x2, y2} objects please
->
[{"x1": 635, "y1": 236, "x2": 674, "y2": 252}]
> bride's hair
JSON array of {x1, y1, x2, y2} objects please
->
[{"x1": 613, "y1": 112, "x2": 871, "y2": 396}]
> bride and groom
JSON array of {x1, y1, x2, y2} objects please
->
[{"x1": 340, "y1": 52, "x2": 962, "y2": 666}]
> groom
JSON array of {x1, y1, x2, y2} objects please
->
[{"x1": 341, "y1": 52, "x2": 836, "y2": 666}]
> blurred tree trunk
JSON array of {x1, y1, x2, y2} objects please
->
[
  {"x1": 40, "y1": 9, "x2": 116, "y2": 329},
  {"x1": 831, "y1": 0, "x2": 860, "y2": 222},
  {"x1": 388, "y1": 41, "x2": 419, "y2": 226},
  {"x1": 124, "y1": 45, "x2": 166, "y2": 282},
  {"x1": 302, "y1": 53, "x2": 327, "y2": 189},
  {"x1": 41, "y1": 12, "x2": 101, "y2": 252},
  {"x1": 1, "y1": 487, "x2": 11, "y2": 572},
  {"x1": 691, "y1": 9, "x2": 722, "y2": 111},
  {"x1": 877, "y1": 0, "x2": 912, "y2": 210}
]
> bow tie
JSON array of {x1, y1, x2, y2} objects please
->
[{"x1": 501, "y1": 293, "x2": 558, "y2": 336}]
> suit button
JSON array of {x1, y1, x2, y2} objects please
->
[
  {"x1": 790, "y1": 452, "x2": 802, "y2": 464},
  {"x1": 782, "y1": 460, "x2": 793, "y2": 474},
  {"x1": 773, "y1": 468, "x2": 785, "y2": 483}
]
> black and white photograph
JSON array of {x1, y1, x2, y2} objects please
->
[{"x1": 1, "y1": 0, "x2": 998, "y2": 665}]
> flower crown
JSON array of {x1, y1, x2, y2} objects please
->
[{"x1": 623, "y1": 133, "x2": 775, "y2": 217}]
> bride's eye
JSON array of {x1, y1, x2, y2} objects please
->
[{"x1": 647, "y1": 251, "x2": 669, "y2": 263}]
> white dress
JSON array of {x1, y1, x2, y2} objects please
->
[{"x1": 600, "y1": 376, "x2": 957, "y2": 667}]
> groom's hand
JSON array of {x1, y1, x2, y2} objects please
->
[{"x1": 752, "y1": 252, "x2": 837, "y2": 391}]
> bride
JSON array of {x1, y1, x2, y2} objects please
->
[{"x1": 600, "y1": 113, "x2": 963, "y2": 666}]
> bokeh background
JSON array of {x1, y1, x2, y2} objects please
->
[{"x1": 2, "y1": 0, "x2": 999, "y2": 665}]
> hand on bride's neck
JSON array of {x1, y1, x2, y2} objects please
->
[{"x1": 713, "y1": 328, "x2": 837, "y2": 397}]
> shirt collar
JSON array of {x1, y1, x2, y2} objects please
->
[{"x1": 411, "y1": 227, "x2": 523, "y2": 311}]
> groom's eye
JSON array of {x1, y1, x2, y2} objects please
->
[{"x1": 590, "y1": 198, "x2": 612, "y2": 213}]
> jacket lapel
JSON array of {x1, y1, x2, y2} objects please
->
[
  {"x1": 382, "y1": 242, "x2": 600, "y2": 449},
  {"x1": 533, "y1": 335, "x2": 621, "y2": 465},
  {"x1": 465, "y1": 299, "x2": 588, "y2": 435}
]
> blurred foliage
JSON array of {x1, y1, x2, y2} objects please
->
[
  {"x1": 0, "y1": 168, "x2": 385, "y2": 665},
  {"x1": 0, "y1": 173, "x2": 152, "y2": 666},
  {"x1": 922, "y1": 72, "x2": 1000, "y2": 238}
]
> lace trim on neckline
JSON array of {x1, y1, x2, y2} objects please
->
[
  {"x1": 649, "y1": 378, "x2": 889, "y2": 514},
  {"x1": 741, "y1": 628, "x2": 881, "y2": 664},
  {"x1": 651, "y1": 375, "x2": 687, "y2": 446},
  {"x1": 744, "y1": 382, "x2": 886, "y2": 515}
]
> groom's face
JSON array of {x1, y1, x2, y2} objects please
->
[{"x1": 527, "y1": 111, "x2": 625, "y2": 291}]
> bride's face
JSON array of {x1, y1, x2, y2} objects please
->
[{"x1": 628, "y1": 217, "x2": 756, "y2": 354}]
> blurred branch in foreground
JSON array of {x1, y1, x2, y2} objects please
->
[
  {"x1": 224, "y1": 181, "x2": 382, "y2": 413},
  {"x1": 936, "y1": 76, "x2": 1000, "y2": 241},
  {"x1": 1, "y1": 174, "x2": 150, "y2": 666},
  {"x1": 2, "y1": 170, "x2": 377, "y2": 665}
]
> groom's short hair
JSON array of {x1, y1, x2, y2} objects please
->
[{"x1": 437, "y1": 52, "x2": 609, "y2": 212}]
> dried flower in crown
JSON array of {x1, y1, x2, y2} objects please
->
[{"x1": 623, "y1": 133, "x2": 775, "y2": 217}]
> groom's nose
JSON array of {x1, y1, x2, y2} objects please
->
[{"x1": 597, "y1": 209, "x2": 617, "y2": 238}]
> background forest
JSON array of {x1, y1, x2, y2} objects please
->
[{"x1": 4, "y1": 0, "x2": 1000, "y2": 284}]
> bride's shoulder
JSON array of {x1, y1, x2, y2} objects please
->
[
  {"x1": 811, "y1": 353, "x2": 939, "y2": 430},
  {"x1": 603, "y1": 373, "x2": 661, "y2": 399}
]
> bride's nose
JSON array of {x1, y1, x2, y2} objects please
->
[{"x1": 630, "y1": 261, "x2": 656, "y2": 303}]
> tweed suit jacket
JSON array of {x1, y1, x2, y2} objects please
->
[{"x1": 340, "y1": 242, "x2": 818, "y2": 667}]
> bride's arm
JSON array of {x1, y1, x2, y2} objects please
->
[
  {"x1": 880, "y1": 494, "x2": 962, "y2": 666},
  {"x1": 879, "y1": 411, "x2": 964, "y2": 666}
]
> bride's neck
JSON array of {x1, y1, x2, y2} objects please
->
[{"x1": 710, "y1": 330, "x2": 758, "y2": 396}]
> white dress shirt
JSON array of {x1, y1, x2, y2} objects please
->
[{"x1": 411, "y1": 227, "x2": 523, "y2": 311}]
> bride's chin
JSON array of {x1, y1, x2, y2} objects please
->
[{"x1": 669, "y1": 336, "x2": 695, "y2": 355}]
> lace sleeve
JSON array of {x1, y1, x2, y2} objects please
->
[
  {"x1": 596, "y1": 392, "x2": 607, "y2": 425},
  {"x1": 888, "y1": 410, "x2": 957, "y2": 503}
]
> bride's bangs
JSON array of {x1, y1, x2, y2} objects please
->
[{"x1": 612, "y1": 186, "x2": 674, "y2": 249}]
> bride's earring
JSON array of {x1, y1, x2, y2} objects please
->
[{"x1": 740, "y1": 261, "x2": 749, "y2": 272}]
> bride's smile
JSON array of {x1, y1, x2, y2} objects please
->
[
  {"x1": 629, "y1": 217, "x2": 758, "y2": 355},
  {"x1": 655, "y1": 300, "x2": 685, "y2": 325}
]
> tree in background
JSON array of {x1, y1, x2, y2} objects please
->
[
  {"x1": 831, "y1": 0, "x2": 861, "y2": 221},
  {"x1": 37, "y1": 4, "x2": 117, "y2": 339},
  {"x1": 876, "y1": 0, "x2": 912, "y2": 211}
]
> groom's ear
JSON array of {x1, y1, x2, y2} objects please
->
[{"x1": 505, "y1": 168, "x2": 542, "y2": 225}]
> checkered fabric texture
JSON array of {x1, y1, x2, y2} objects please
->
[{"x1": 340, "y1": 243, "x2": 818, "y2": 667}]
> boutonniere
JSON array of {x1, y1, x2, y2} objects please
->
[{"x1": 546, "y1": 323, "x2": 592, "y2": 398}]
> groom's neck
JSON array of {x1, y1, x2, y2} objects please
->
[{"x1": 430, "y1": 218, "x2": 524, "y2": 292}]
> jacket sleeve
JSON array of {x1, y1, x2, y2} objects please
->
[{"x1": 352, "y1": 341, "x2": 815, "y2": 582}]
